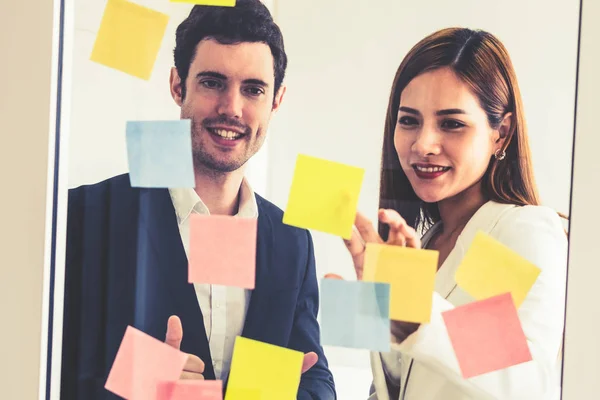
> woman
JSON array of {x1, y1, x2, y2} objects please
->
[{"x1": 342, "y1": 28, "x2": 568, "y2": 399}]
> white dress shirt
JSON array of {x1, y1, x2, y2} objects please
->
[{"x1": 168, "y1": 179, "x2": 258, "y2": 380}]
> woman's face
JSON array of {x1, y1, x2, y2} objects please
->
[{"x1": 394, "y1": 67, "x2": 507, "y2": 204}]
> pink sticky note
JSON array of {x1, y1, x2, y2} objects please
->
[
  {"x1": 188, "y1": 214, "x2": 257, "y2": 289},
  {"x1": 104, "y1": 326, "x2": 188, "y2": 400},
  {"x1": 442, "y1": 292, "x2": 532, "y2": 378},
  {"x1": 157, "y1": 380, "x2": 223, "y2": 399}
]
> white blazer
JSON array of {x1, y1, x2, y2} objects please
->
[{"x1": 368, "y1": 201, "x2": 568, "y2": 400}]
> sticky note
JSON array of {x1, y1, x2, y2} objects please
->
[
  {"x1": 90, "y1": 0, "x2": 169, "y2": 80},
  {"x1": 105, "y1": 326, "x2": 188, "y2": 400},
  {"x1": 455, "y1": 231, "x2": 541, "y2": 308},
  {"x1": 283, "y1": 154, "x2": 364, "y2": 239},
  {"x1": 225, "y1": 337, "x2": 303, "y2": 400},
  {"x1": 170, "y1": 0, "x2": 236, "y2": 5},
  {"x1": 126, "y1": 120, "x2": 195, "y2": 188},
  {"x1": 320, "y1": 279, "x2": 390, "y2": 352},
  {"x1": 188, "y1": 214, "x2": 257, "y2": 288},
  {"x1": 157, "y1": 380, "x2": 223, "y2": 400},
  {"x1": 442, "y1": 292, "x2": 532, "y2": 378},
  {"x1": 362, "y1": 243, "x2": 437, "y2": 323}
]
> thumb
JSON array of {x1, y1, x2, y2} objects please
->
[
  {"x1": 165, "y1": 315, "x2": 183, "y2": 350},
  {"x1": 302, "y1": 352, "x2": 319, "y2": 374}
]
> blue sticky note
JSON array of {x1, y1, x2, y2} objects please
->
[
  {"x1": 320, "y1": 279, "x2": 391, "y2": 352},
  {"x1": 126, "y1": 120, "x2": 195, "y2": 188}
]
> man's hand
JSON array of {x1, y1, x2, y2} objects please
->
[
  {"x1": 165, "y1": 315, "x2": 206, "y2": 380},
  {"x1": 302, "y1": 352, "x2": 318, "y2": 374}
]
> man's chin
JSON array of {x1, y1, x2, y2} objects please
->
[{"x1": 196, "y1": 158, "x2": 247, "y2": 174}]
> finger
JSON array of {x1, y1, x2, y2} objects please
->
[
  {"x1": 184, "y1": 354, "x2": 205, "y2": 374},
  {"x1": 165, "y1": 315, "x2": 183, "y2": 350},
  {"x1": 302, "y1": 352, "x2": 319, "y2": 374},
  {"x1": 323, "y1": 273, "x2": 344, "y2": 280},
  {"x1": 378, "y1": 209, "x2": 407, "y2": 246},
  {"x1": 354, "y1": 211, "x2": 384, "y2": 244},
  {"x1": 342, "y1": 226, "x2": 367, "y2": 258},
  {"x1": 180, "y1": 371, "x2": 205, "y2": 380},
  {"x1": 379, "y1": 209, "x2": 421, "y2": 249}
]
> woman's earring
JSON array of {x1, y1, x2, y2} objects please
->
[{"x1": 494, "y1": 148, "x2": 506, "y2": 160}]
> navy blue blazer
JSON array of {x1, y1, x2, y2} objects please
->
[{"x1": 60, "y1": 174, "x2": 336, "y2": 399}]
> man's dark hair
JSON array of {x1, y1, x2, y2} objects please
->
[{"x1": 174, "y1": 0, "x2": 287, "y2": 101}]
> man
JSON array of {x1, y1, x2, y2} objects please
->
[{"x1": 60, "y1": 1, "x2": 336, "y2": 399}]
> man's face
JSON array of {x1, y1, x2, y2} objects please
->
[{"x1": 170, "y1": 38, "x2": 285, "y2": 173}]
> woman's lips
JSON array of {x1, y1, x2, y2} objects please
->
[{"x1": 412, "y1": 164, "x2": 451, "y2": 180}]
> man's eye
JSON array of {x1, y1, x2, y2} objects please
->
[
  {"x1": 201, "y1": 80, "x2": 222, "y2": 89},
  {"x1": 245, "y1": 87, "x2": 265, "y2": 96}
]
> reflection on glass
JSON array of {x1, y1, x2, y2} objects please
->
[{"x1": 56, "y1": 0, "x2": 578, "y2": 399}]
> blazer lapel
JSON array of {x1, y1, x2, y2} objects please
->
[
  {"x1": 435, "y1": 201, "x2": 516, "y2": 299},
  {"x1": 138, "y1": 188, "x2": 215, "y2": 379},
  {"x1": 240, "y1": 196, "x2": 272, "y2": 342}
]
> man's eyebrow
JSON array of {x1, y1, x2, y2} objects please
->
[
  {"x1": 195, "y1": 71, "x2": 227, "y2": 80},
  {"x1": 195, "y1": 71, "x2": 270, "y2": 88},
  {"x1": 243, "y1": 78, "x2": 269, "y2": 88}
]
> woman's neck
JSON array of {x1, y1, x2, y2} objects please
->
[{"x1": 437, "y1": 181, "x2": 488, "y2": 237}]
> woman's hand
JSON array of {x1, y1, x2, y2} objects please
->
[
  {"x1": 339, "y1": 209, "x2": 423, "y2": 344},
  {"x1": 343, "y1": 209, "x2": 421, "y2": 280}
]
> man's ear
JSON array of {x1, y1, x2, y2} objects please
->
[
  {"x1": 271, "y1": 84, "x2": 287, "y2": 115},
  {"x1": 495, "y1": 112, "x2": 513, "y2": 146},
  {"x1": 169, "y1": 67, "x2": 184, "y2": 107}
]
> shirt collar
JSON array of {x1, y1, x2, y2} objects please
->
[{"x1": 168, "y1": 178, "x2": 259, "y2": 224}]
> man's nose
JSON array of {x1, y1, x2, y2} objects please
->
[{"x1": 216, "y1": 89, "x2": 243, "y2": 119}]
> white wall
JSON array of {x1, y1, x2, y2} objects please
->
[
  {"x1": 0, "y1": 0, "x2": 57, "y2": 398},
  {"x1": 270, "y1": 0, "x2": 579, "y2": 396}
]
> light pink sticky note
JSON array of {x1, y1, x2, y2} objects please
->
[
  {"x1": 104, "y1": 326, "x2": 188, "y2": 399},
  {"x1": 442, "y1": 292, "x2": 532, "y2": 378},
  {"x1": 188, "y1": 214, "x2": 257, "y2": 289},
  {"x1": 157, "y1": 380, "x2": 223, "y2": 400}
]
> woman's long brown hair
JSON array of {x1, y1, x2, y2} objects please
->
[{"x1": 379, "y1": 27, "x2": 566, "y2": 239}]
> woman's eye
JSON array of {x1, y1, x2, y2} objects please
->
[
  {"x1": 441, "y1": 119, "x2": 465, "y2": 130},
  {"x1": 398, "y1": 116, "x2": 418, "y2": 127}
]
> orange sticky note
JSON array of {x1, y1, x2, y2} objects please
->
[
  {"x1": 456, "y1": 231, "x2": 542, "y2": 308},
  {"x1": 170, "y1": 0, "x2": 236, "y2": 5},
  {"x1": 90, "y1": 0, "x2": 169, "y2": 80},
  {"x1": 188, "y1": 214, "x2": 257, "y2": 289},
  {"x1": 225, "y1": 337, "x2": 303, "y2": 400},
  {"x1": 283, "y1": 154, "x2": 364, "y2": 239},
  {"x1": 157, "y1": 380, "x2": 223, "y2": 400},
  {"x1": 363, "y1": 243, "x2": 437, "y2": 323},
  {"x1": 442, "y1": 292, "x2": 532, "y2": 378},
  {"x1": 105, "y1": 326, "x2": 188, "y2": 400}
]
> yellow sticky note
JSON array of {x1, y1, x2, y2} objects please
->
[
  {"x1": 170, "y1": 0, "x2": 236, "y2": 5},
  {"x1": 455, "y1": 231, "x2": 541, "y2": 308},
  {"x1": 363, "y1": 243, "x2": 438, "y2": 323},
  {"x1": 283, "y1": 154, "x2": 364, "y2": 239},
  {"x1": 90, "y1": 0, "x2": 169, "y2": 80},
  {"x1": 225, "y1": 337, "x2": 303, "y2": 400}
]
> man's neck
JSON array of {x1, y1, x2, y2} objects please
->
[{"x1": 193, "y1": 166, "x2": 245, "y2": 216}]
